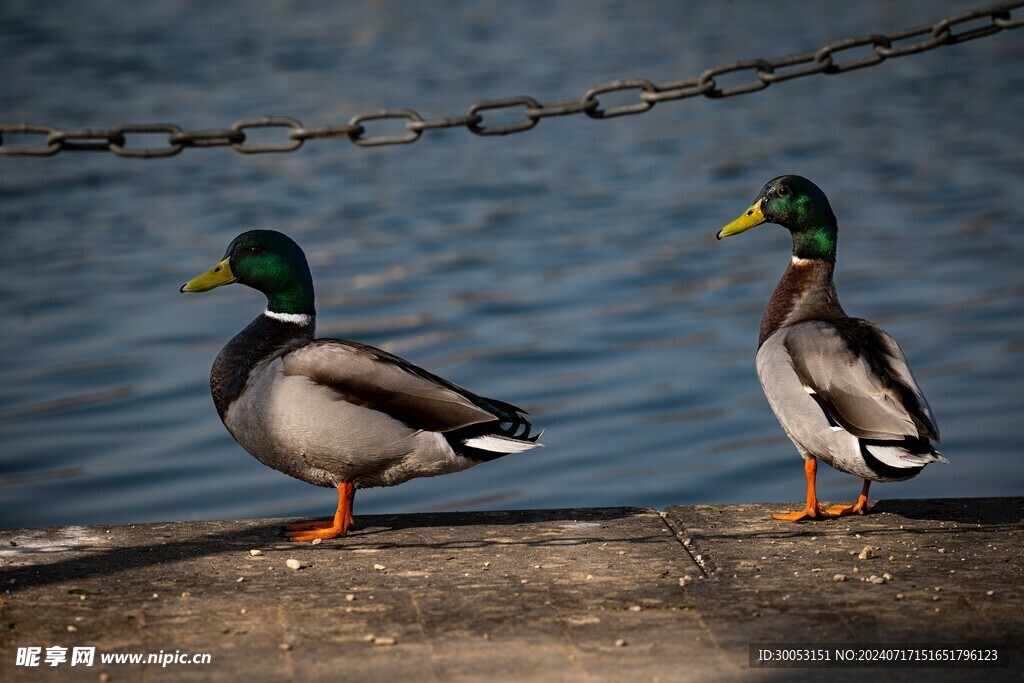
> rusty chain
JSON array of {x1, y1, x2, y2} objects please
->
[{"x1": 1, "y1": 1, "x2": 1020, "y2": 158}]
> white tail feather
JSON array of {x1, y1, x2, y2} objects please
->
[
  {"x1": 463, "y1": 434, "x2": 541, "y2": 453},
  {"x1": 865, "y1": 444, "x2": 945, "y2": 468}
]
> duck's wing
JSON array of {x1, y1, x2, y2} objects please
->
[
  {"x1": 782, "y1": 319, "x2": 939, "y2": 443},
  {"x1": 280, "y1": 339, "x2": 532, "y2": 436}
]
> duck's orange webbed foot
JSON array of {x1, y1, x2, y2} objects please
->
[
  {"x1": 771, "y1": 457, "x2": 831, "y2": 522},
  {"x1": 283, "y1": 483, "x2": 355, "y2": 543},
  {"x1": 284, "y1": 519, "x2": 349, "y2": 542},
  {"x1": 826, "y1": 480, "x2": 871, "y2": 517},
  {"x1": 771, "y1": 502, "x2": 830, "y2": 522}
]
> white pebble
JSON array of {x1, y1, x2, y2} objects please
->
[
  {"x1": 373, "y1": 564, "x2": 386, "y2": 571},
  {"x1": 373, "y1": 636, "x2": 397, "y2": 646},
  {"x1": 311, "y1": 538, "x2": 322, "y2": 546},
  {"x1": 249, "y1": 549, "x2": 263, "y2": 557},
  {"x1": 286, "y1": 559, "x2": 302, "y2": 570},
  {"x1": 345, "y1": 594, "x2": 356, "y2": 601},
  {"x1": 833, "y1": 574, "x2": 846, "y2": 582},
  {"x1": 615, "y1": 639, "x2": 627, "y2": 647},
  {"x1": 858, "y1": 546, "x2": 873, "y2": 560}
]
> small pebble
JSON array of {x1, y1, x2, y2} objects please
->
[
  {"x1": 868, "y1": 575, "x2": 885, "y2": 585},
  {"x1": 99, "y1": 674, "x2": 112, "y2": 683},
  {"x1": 482, "y1": 633, "x2": 490, "y2": 641},
  {"x1": 520, "y1": 579, "x2": 529, "y2": 584},
  {"x1": 373, "y1": 564, "x2": 386, "y2": 571},
  {"x1": 345, "y1": 594, "x2": 356, "y2": 602},
  {"x1": 483, "y1": 562, "x2": 491, "y2": 568},
  {"x1": 311, "y1": 538, "x2": 322, "y2": 546},
  {"x1": 833, "y1": 574, "x2": 846, "y2": 582},
  {"x1": 237, "y1": 577, "x2": 245, "y2": 583},
  {"x1": 895, "y1": 593, "x2": 904, "y2": 600},
  {"x1": 882, "y1": 573, "x2": 892, "y2": 581},
  {"x1": 249, "y1": 549, "x2": 263, "y2": 557},
  {"x1": 615, "y1": 639, "x2": 628, "y2": 647},
  {"x1": 852, "y1": 567, "x2": 859, "y2": 574},
  {"x1": 180, "y1": 591, "x2": 191, "y2": 599},
  {"x1": 362, "y1": 634, "x2": 376, "y2": 642},
  {"x1": 151, "y1": 593, "x2": 159, "y2": 599},
  {"x1": 373, "y1": 636, "x2": 397, "y2": 646},
  {"x1": 279, "y1": 643, "x2": 291, "y2": 651},
  {"x1": 986, "y1": 590, "x2": 995, "y2": 596},
  {"x1": 888, "y1": 555, "x2": 895, "y2": 561},
  {"x1": 938, "y1": 548, "x2": 946, "y2": 554},
  {"x1": 678, "y1": 576, "x2": 692, "y2": 587},
  {"x1": 240, "y1": 608, "x2": 247, "y2": 615},
  {"x1": 629, "y1": 605, "x2": 642, "y2": 612},
  {"x1": 67, "y1": 625, "x2": 77, "y2": 633},
  {"x1": 858, "y1": 546, "x2": 873, "y2": 561},
  {"x1": 286, "y1": 559, "x2": 302, "y2": 570}
]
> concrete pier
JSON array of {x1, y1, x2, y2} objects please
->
[{"x1": 1, "y1": 497, "x2": 1021, "y2": 681}]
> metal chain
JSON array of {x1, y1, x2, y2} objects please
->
[{"x1": 1, "y1": 1, "x2": 1020, "y2": 158}]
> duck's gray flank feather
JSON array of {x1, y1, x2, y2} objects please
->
[{"x1": 782, "y1": 319, "x2": 939, "y2": 442}]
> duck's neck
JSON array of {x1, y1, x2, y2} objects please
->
[
  {"x1": 265, "y1": 275, "x2": 316, "y2": 319},
  {"x1": 210, "y1": 312, "x2": 316, "y2": 419},
  {"x1": 758, "y1": 256, "x2": 845, "y2": 348}
]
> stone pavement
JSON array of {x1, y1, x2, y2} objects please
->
[{"x1": 1, "y1": 498, "x2": 1021, "y2": 682}]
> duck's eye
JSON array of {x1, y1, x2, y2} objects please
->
[
  {"x1": 776, "y1": 187, "x2": 790, "y2": 197},
  {"x1": 249, "y1": 246, "x2": 263, "y2": 254}
]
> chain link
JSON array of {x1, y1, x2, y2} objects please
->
[{"x1": 1, "y1": 1, "x2": 1019, "y2": 158}]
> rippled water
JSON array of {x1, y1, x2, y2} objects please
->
[{"x1": 1, "y1": 1, "x2": 1022, "y2": 528}]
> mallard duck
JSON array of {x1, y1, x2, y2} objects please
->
[
  {"x1": 716, "y1": 176, "x2": 946, "y2": 521},
  {"x1": 180, "y1": 230, "x2": 540, "y2": 541}
]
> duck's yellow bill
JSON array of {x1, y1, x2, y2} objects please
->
[
  {"x1": 180, "y1": 258, "x2": 236, "y2": 293},
  {"x1": 716, "y1": 199, "x2": 766, "y2": 239}
]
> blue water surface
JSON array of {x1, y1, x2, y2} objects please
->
[{"x1": 1, "y1": 0, "x2": 1022, "y2": 528}]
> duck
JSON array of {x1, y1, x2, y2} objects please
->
[
  {"x1": 716, "y1": 176, "x2": 946, "y2": 521},
  {"x1": 180, "y1": 229, "x2": 541, "y2": 542}
]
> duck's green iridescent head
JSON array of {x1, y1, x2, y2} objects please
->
[
  {"x1": 716, "y1": 175, "x2": 838, "y2": 261},
  {"x1": 180, "y1": 229, "x2": 316, "y2": 315}
]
